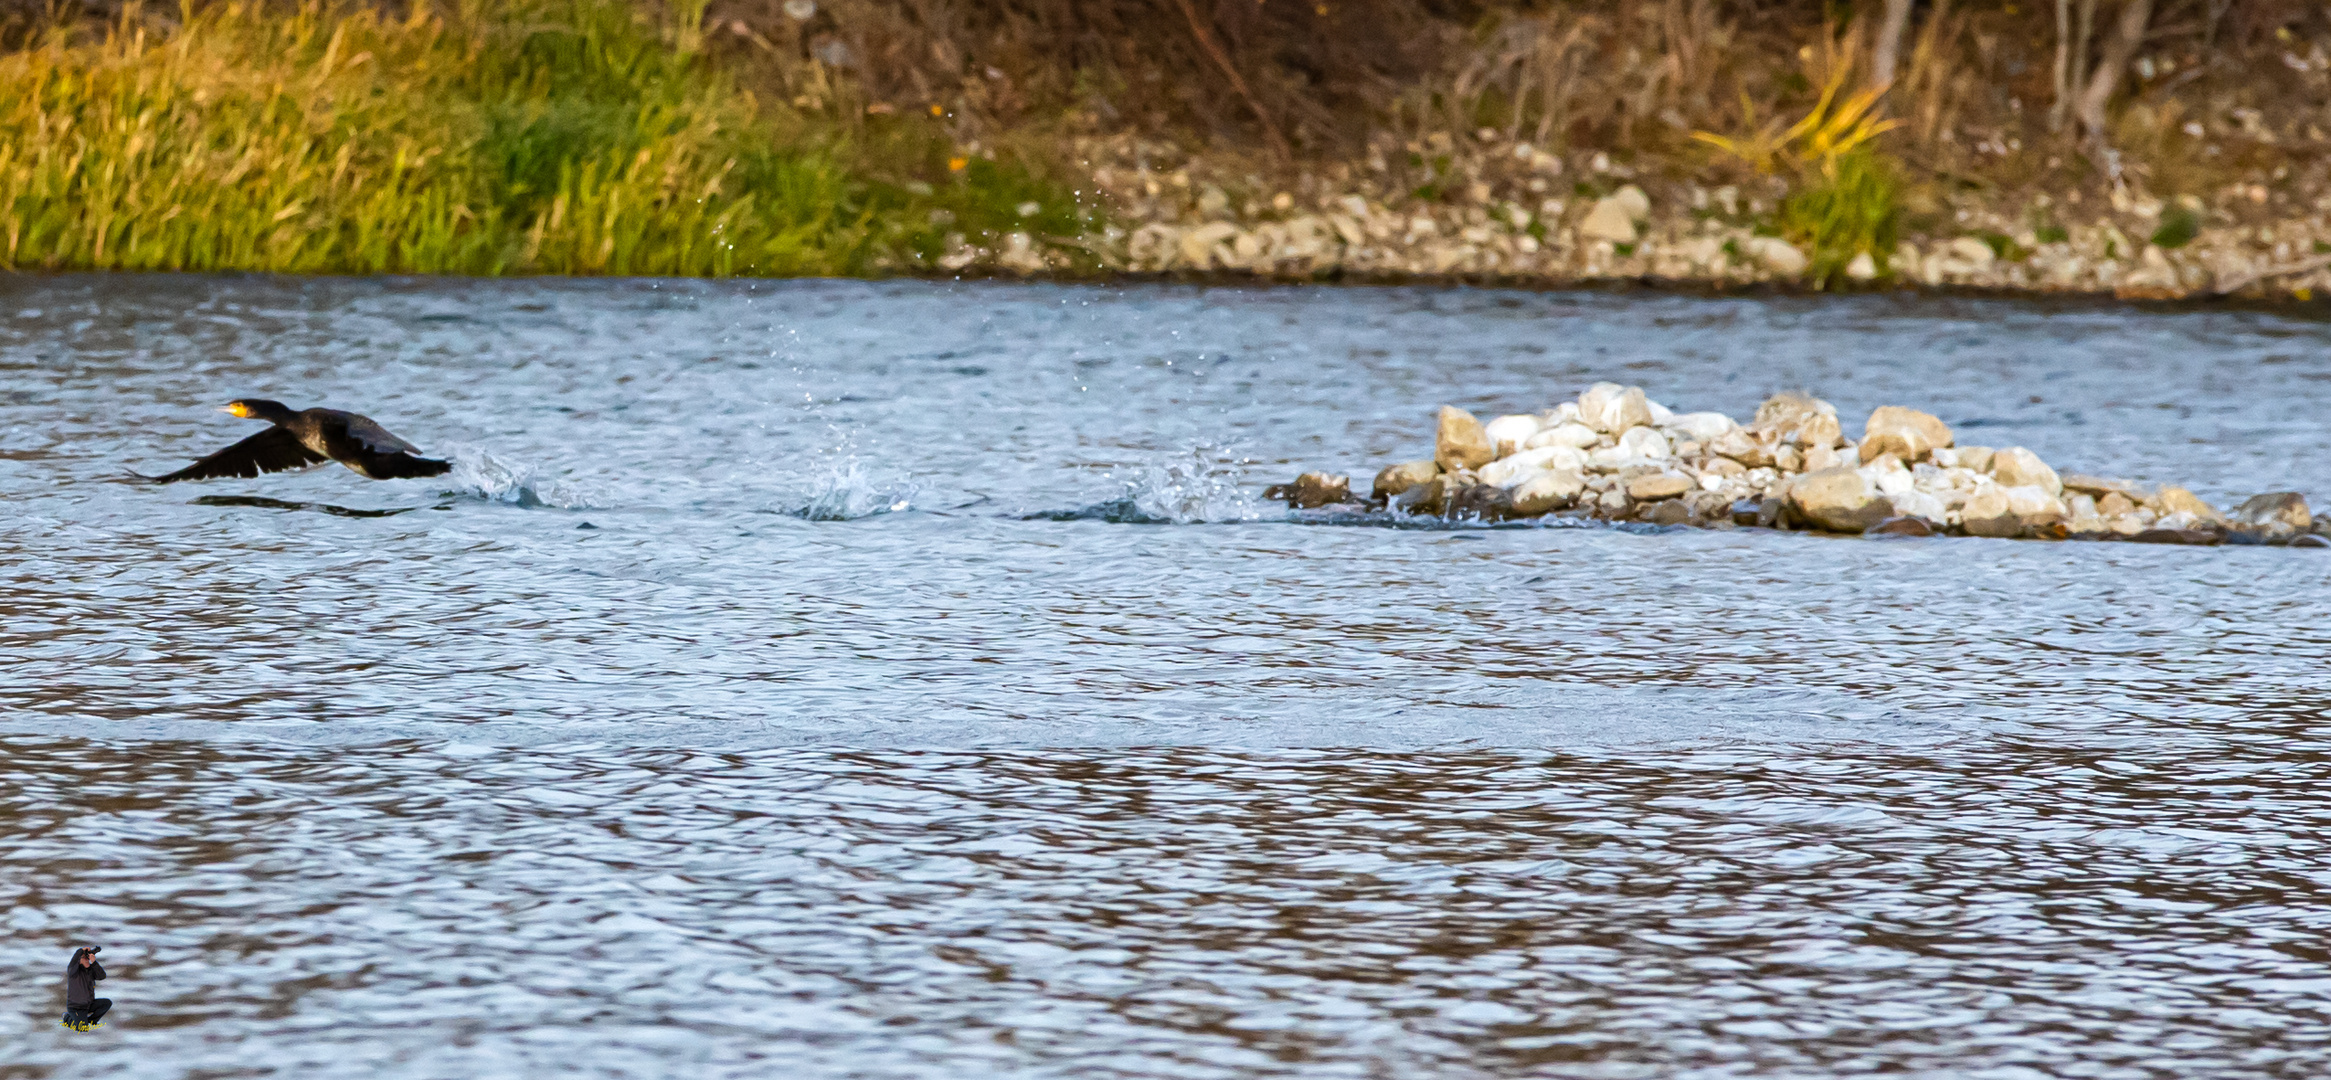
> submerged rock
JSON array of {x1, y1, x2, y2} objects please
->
[
  {"x1": 1391, "y1": 475, "x2": 1450, "y2": 515},
  {"x1": 1641, "y1": 499, "x2": 1692, "y2": 525},
  {"x1": 1447, "y1": 483, "x2": 1515, "y2": 521},
  {"x1": 2231, "y1": 492, "x2": 2311, "y2": 535},
  {"x1": 1866, "y1": 515, "x2": 1936, "y2": 536},
  {"x1": 2132, "y1": 527, "x2": 2221, "y2": 546},
  {"x1": 1264, "y1": 472, "x2": 1350, "y2": 509},
  {"x1": 1374, "y1": 460, "x2": 1440, "y2": 500}
]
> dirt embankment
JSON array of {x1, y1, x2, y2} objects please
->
[{"x1": 712, "y1": 0, "x2": 2331, "y2": 299}]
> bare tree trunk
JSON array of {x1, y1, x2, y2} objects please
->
[
  {"x1": 2049, "y1": 0, "x2": 2072, "y2": 131},
  {"x1": 2055, "y1": 0, "x2": 2099, "y2": 132},
  {"x1": 2075, "y1": 0, "x2": 2153, "y2": 140},
  {"x1": 1870, "y1": 0, "x2": 1915, "y2": 88}
]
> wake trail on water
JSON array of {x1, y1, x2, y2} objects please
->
[
  {"x1": 1022, "y1": 447, "x2": 1651, "y2": 530},
  {"x1": 1024, "y1": 447, "x2": 1269, "y2": 525},
  {"x1": 775, "y1": 463, "x2": 916, "y2": 521},
  {"x1": 445, "y1": 448, "x2": 601, "y2": 510}
]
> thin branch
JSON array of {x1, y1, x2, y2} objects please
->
[
  {"x1": 1167, "y1": 0, "x2": 1295, "y2": 166},
  {"x1": 2212, "y1": 253, "x2": 2331, "y2": 297}
]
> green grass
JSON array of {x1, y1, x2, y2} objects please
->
[
  {"x1": 1779, "y1": 147, "x2": 1900, "y2": 287},
  {"x1": 2150, "y1": 205, "x2": 2201, "y2": 250},
  {"x1": 0, "y1": 0, "x2": 1098, "y2": 276}
]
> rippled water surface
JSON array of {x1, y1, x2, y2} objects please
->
[{"x1": 3, "y1": 276, "x2": 2329, "y2": 1077}]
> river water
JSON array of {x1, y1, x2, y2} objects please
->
[{"x1": 2, "y1": 276, "x2": 2328, "y2": 1077}]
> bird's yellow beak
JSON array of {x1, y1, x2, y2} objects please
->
[{"x1": 222, "y1": 403, "x2": 250, "y2": 418}]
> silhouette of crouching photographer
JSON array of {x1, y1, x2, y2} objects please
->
[{"x1": 62, "y1": 946, "x2": 108, "y2": 1030}]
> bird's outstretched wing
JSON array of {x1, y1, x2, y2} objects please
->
[
  {"x1": 145, "y1": 427, "x2": 328, "y2": 483},
  {"x1": 334, "y1": 413, "x2": 423, "y2": 455}
]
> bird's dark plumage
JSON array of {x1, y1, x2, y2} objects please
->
[{"x1": 147, "y1": 399, "x2": 451, "y2": 484}]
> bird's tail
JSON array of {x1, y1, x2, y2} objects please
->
[{"x1": 372, "y1": 455, "x2": 453, "y2": 480}]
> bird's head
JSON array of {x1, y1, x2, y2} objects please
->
[{"x1": 222, "y1": 399, "x2": 292, "y2": 422}]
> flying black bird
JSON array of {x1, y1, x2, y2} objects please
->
[{"x1": 145, "y1": 399, "x2": 452, "y2": 483}]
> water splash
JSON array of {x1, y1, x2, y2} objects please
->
[
  {"x1": 1030, "y1": 447, "x2": 1269, "y2": 525},
  {"x1": 445, "y1": 449, "x2": 598, "y2": 510},
  {"x1": 781, "y1": 463, "x2": 915, "y2": 521}
]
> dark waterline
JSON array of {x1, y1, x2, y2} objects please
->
[{"x1": 3, "y1": 276, "x2": 2328, "y2": 1076}]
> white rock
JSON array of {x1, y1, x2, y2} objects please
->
[
  {"x1": 1511, "y1": 470, "x2": 1586, "y2": 515},
  {"x1": 1614, "y1": 426, "x2": 1671, "y2": 460},
  {"x1": 1526, "y1": 422, "x2": 1602, "y2": 450},
  {"x1": 1788, "y1": 467, "x2": 1893, "y2": 532},
  {"x1": 1990, "y1": 446, "x2": 2062, "y2": 496},
  {"x1": 1548, "y1": 401, "x2": 1583, "y2": 425},
  {"x1": 1867, "y1": 463, "x2": 1916, "y2": 497},
  {"x1": 1479, "y1": 445, "x2": 1587, "y2": 487},
  {"x1": 1577, "y1": 383, "x2": 1654, "y2": 433},
  {"x1": 1612, "y1": 184, "x2": 1651, "y2": 222},
  {"x1": 1748, "y1": 236, "x2": 1808, "y2": 276},
  {"x1": 2005, "y1": 484, "x2": 2067, "y2": 527},
  {"x1": 1577, "y1": 198, "x2": 1638, "y2": 243},
  {"x1": 1179, "y1": 221, "x2": 1239, "y2": 267},
  {"x1": 1477, "y1": 459, "x2": 1543, "y2": 489},
  {"x1": 1483, "y1": 414, "x2": 1543, "y2": 458},
  {"x1": 2068, "y1": 493, "x2": 2105, "y2": 533},
  {"x1": 1858, "y1": 406, "x2": 1954, "y2": 464},
  {"x1": 1961, "y1": 487, "x2": 2019, "y2": 537},
  {"x1": 1532, "y1": 445, "x2": 1589, "y2": 473},
  {"x1": 2121, "y1": 245, "x2": 2180, "y2": 292},
  {"x1": 1845, "y1": 251, "x2": 1878, "y2": 280},
  {"x1": 1949, "y1": 236, "x2": 1997, "y2": 267},
  {"x1": 1645, "y1": 399, "x2": 1675, "y2": 426},
  {"x1": 1888, "y1": 489, "x2": 1948, "y2": 522},
  {"x1": 1663, "y1": 411, "x2": 1737, "y2": 444}
]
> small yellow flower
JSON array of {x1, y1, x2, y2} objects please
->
[{"x1": 948, "y1": 156, "x2": 969, "y2": 172}]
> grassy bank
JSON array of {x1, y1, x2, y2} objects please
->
[
  {"x1": 9, "y1": 2, "x2": 2331, "y2": 296},
  {"x1": 0, "y1": 0, "x2": 1098, "y2": 275}
]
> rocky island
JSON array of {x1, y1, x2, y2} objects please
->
[{"x1": 1268, "y1": 384, "x2": 2326, "y2": 547}]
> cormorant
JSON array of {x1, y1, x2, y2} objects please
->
[{"x1": 146, "y1": 399, "x2": 452, "y2": 483}]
